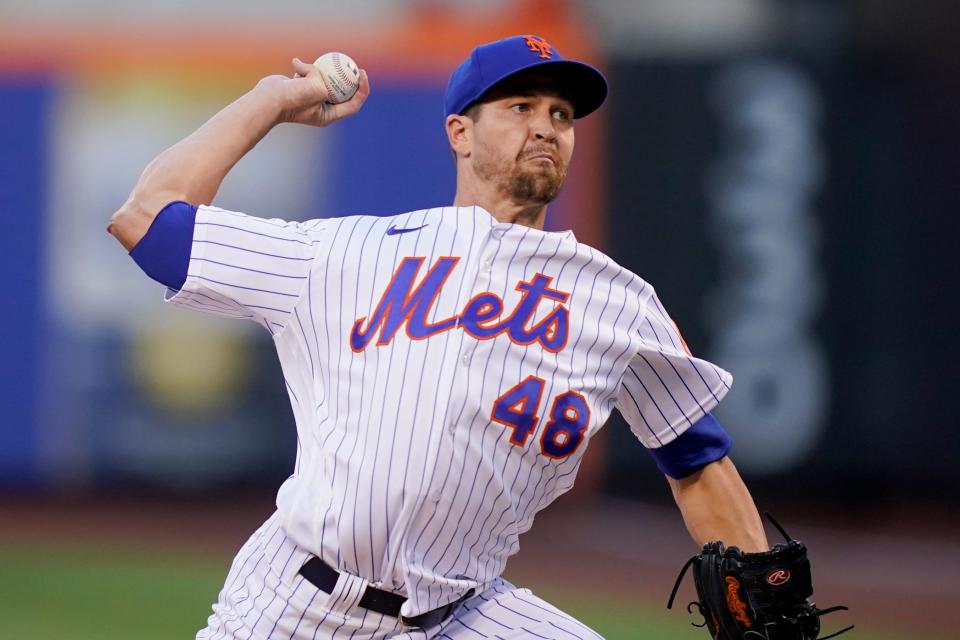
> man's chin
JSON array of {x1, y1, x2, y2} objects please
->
[
  {"x1": 511, "y1": 169, "x2": 564, "y2": 201},
  {"x1": 535, "y1": 172, "x2": 562, "y2": 188}
]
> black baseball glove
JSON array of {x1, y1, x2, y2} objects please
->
[{"x1": 667, "y1": 514, "x2": 852, "y2": 640}]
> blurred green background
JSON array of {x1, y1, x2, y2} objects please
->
[
  {"x1": 0, "y1": 538, "x2": 932, "y2": 640},
  {"x1": 2, "y1": 494, "x2": 952, "y2": 638}
]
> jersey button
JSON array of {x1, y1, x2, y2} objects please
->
[
  {"x1": 461, "y1": 353, "x2": 470, "y2": 366},
  {"x1": 482, "y1": 260, "x2": 492, "y2": 272}
]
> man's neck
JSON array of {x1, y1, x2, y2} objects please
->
[{"x1": 453, "y1": 188, "x2": 548, "y2": 230}]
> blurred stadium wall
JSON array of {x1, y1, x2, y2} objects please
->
[
  {"x1": 1, "y1": 0, "x2": 958, "y2": 508},
  {"x1": 0, "y1": 0, "x2": 608, "y2": 492}
]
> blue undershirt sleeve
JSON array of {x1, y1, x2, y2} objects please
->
[
  {"x1": 647, "y1": 413, "x2": 733, "y2": 479},
  {"x1": 128, "y1": 200, "x2": 197, "y2": 290}
]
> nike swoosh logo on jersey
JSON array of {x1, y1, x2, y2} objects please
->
[{"x1": 386, "y1": 224, "x2": 428, "y2": 236}]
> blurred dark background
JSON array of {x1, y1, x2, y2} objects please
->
[{"x1": 605, "y1": 0, "x2": 960, "y2": 508}]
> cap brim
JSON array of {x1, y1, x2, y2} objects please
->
[{"x1": 469, "y1": 59, "x2": 608, "y2": 119}]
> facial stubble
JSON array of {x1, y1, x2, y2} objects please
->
[{"x1": 473, "y1": 138, "x2": 567, "y2": 205}]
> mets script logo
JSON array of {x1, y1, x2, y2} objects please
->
[
  {"x1": 724, "y1": 576, "x2": 753, "y2": 628},
  {"x1": 765, "y1": 569, "x2": 791, "y2": 586},
  {"x1": 350, "y1": 256, "x2": 570, "y2": 353},
  {"x1": 524, "y1": 35, "x2": 553, "y2": 59}
]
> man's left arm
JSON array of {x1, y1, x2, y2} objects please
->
[
  {"x1": 664, "y1": 454, "x2": 853, "y2": 639},
  {"x1": 614, "y1": 290, "x2": 767, "y2": 551},
  {"x1": 667, "y1": 456, "x2": 768, "y2": 552}
]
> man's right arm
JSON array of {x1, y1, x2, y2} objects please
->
[{"x1": 107, "y1": 58, "x2": 369, "y2": 250}]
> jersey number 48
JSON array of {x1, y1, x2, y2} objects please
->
[{"x1": 491, "y1": 375, "x2": 590, "y2": 459}]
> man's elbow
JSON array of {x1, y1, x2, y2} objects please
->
[
  {"x1": 107, "y1": 193, "x2": 178, "y2": 251},
  {"x1": 107, "y1": 200, "x2": 146, "y2": 251}
]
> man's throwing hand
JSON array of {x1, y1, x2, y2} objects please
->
[{"x1": 259, "y1": 56, "x2": 370, "y2": 128}]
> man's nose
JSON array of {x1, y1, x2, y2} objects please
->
[{"x1": 530, "y1": 110, "x2": 558, "y2": 142}]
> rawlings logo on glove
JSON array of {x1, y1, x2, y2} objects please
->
[
  {"x1": 724, "y1": 576, "x2": 752, "y2": 627},
  {"x1": 667, "y1": 514, "x2": 853, "y2": 640}
]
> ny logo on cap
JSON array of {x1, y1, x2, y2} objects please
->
[{"x1": 524, "y1": 35, "x2": 553, "y2": 59}]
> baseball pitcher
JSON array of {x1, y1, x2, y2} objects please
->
[{"x1": 108, "y1": 35, "x2": 848, "y2": 640}]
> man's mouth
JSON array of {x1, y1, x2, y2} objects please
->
[{"x1": 522, "y1": 153, "x2": 557, "y2": 165}]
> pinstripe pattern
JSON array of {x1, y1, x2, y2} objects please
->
[
  {"x1": 197, "y1": 514, "x2": 606, "y2": 639},
  {"x1": 170, "y1": 204, "x2": 733, "y2": 638}
]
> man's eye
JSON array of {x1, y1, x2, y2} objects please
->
[
  {"x1": 552, "y1": 109, "x2": 571, "y2": 121},
  {"x1": 511, "y1": 104, "x2": 529, "y2": 113}
]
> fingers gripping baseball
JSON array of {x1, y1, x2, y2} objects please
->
[{"x1": 282, "y1": 57, "x2": 370, "y2": 128}]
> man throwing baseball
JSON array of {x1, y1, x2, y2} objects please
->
[{"x1": 108, "y1": 35, "x2": 835, "y2": 640}]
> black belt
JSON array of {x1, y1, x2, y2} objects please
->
[{"x1": 298, "y1": 557, "x2": 474, "y2": 629}]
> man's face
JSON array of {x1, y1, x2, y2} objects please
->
[{"x1": 467, "y1": 75, "x2": 575, "y2": 206}]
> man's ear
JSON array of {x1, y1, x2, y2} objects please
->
[{"x1": 446, "y1": 113, "x2": 472, "y2": 160}]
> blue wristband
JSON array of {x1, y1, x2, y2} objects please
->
[
  {"x1": 129, "y1": 200, "x2": 197, "y2": 290},
  {"x1": 648, "y1": 413, "x2": 733, "y2": 479}
]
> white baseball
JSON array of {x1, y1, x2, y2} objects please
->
[{"x1": 313, "y1": 52, "x2": 361, "y2": 104}]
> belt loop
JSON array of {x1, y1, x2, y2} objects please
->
[{"x1": 324, "y1": 570, "x2": 369, "y2": 617}]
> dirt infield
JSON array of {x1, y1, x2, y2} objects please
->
[{"x1": 0, "y1": 492, "x2": 953, "y2": 637}]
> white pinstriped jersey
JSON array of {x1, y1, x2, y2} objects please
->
[{"x1": 166, "y1": 203, "x2": 732, "y2": 617}]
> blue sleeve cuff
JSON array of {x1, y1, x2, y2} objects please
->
[
  {"x1": 648, "y1": 413, "x2": 732, "y2": 479},
  {"x1": 129, "y1": 200, "x2": 197, "y2": 290}
]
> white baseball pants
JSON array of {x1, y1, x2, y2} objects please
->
[{"x1": 196, "y1": 512, "x2": 605, "y2": 640}]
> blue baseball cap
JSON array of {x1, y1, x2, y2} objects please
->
[{"x1": 444, "y1": 35, "x2": 608, "y2": 119}]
